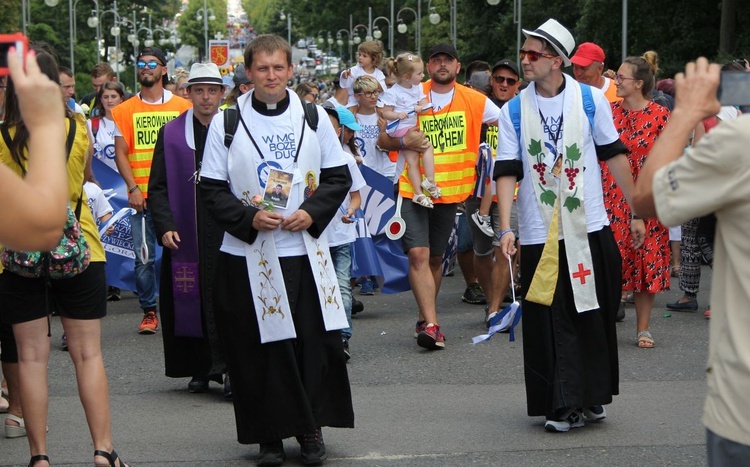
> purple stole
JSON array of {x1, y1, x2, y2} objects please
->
[{"x1": 164, "y1": 111, "x2": 203, "y2": 338}]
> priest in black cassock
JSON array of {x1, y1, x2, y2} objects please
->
[
  {"x1": 148, "y1": 63, "x2": 228, "y2": 396},
  {"x1": 199, "y1": 35, "x2": 354, "y2": 466}
]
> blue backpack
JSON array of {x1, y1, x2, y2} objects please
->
[{"x1": 507, "y1": 83, "x2": 596, "y2": 153}]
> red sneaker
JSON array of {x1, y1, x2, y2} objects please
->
[
  {"x1": 414, "y1": 320, "x2": 427, "y2": 338},
  {"x1": 417, "y1": 324, "x2": 445, "y2": 350},
  {"x1": 704, "y1": 308, "x2": 711, "y2": 319},
  {"x1": 138, "y1": 311, "x2": 159, "y2": 334}
]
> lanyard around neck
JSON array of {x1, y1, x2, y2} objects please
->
[{"x1": 237, "y1": 107, "x2": 305, "y2": 165}]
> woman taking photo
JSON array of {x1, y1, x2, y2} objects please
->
[
  {"x1": 601, "y1": 51, "x2": 671, "y2": 349},
  {"x1": 0, "y1": 49, "x2": 128, "y2": 467}
]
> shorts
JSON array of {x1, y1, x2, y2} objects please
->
[
  {"x1": 387, "y1": 126, "x2": 411, "y2": 138},
  {"x1": 0, "y1": 262, "x2": 107, "y2": 325},
  {"x1": 400, "y1": 201, "x2": 458, "y2": 256}
]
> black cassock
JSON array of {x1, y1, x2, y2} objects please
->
[
  {"x1": 198, "y1": 110, "x2": 354, "y2": 443},
  {"x1": 149, "y1": 118, "x2": 225, "y2": 382}
]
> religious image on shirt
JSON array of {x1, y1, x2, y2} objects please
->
[
  {"x1": 304, "y1": 170, "x2": 317, "y2": 200},
  {"x1": 264, "y1": 168, "x2": 293, "y2": 209}
]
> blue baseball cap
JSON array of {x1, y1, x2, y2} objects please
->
[{"x1": 335, "y1": 107, "x2": 362, "y2": 131}]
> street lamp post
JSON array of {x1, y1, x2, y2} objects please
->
[
  {"x1": 372, "y1": 16, "x2": 392, "y2": 57},
  {"x1": 279, "y1": 9, "x2": 292, "y2": 45},
  {"x1": 21, "y1": 0, "x2": 61, "y2": 35},
  {"x1": 196, "y1": 0, "x2": 216, "y2": 61},
  {"x1": 336, "y1": 29, "x2": 350, "y2": 63},
  {"x1": 396, "y1": 7, "x2": 418, "y2": 54},
  {"x1": 425, "y1": 0, "x2": 456, "y2": 49},
  {"x1": 513, "y1": 0, "x2": 521, "y2": 70},
  {"x1": 351, "y1": 24, "x2": 371, "y2": 46},
  {"x1": 97, "y1": 0, "x2": 121, "y2": 81}
]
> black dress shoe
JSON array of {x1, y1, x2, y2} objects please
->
[
  {"x1": 257, "y1": 441, "x2": 285, "y2": 466},
  {"x1": 351, "y1": 298, "x2": 364, "y2": 315},
  {"x1": 666, "y1": 299, "x2": 698, "y2": 311},
  {"x1": 223, "y1": 374, "x2": 232, "y2": 400},
  {"x1": 187, "y1": 377, "x2": 209, "y2": 393}
]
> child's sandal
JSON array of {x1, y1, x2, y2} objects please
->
[{"x1": 413, "y1": 194, "x2": 434, "y2": 208}]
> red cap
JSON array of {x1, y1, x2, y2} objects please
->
[{"x1": 570, "y1": 42, "x2": 605, "y2": 67}]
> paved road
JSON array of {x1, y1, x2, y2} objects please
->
[{"x1": 1, "y1": 265, "x2": 713, "y2": 466}]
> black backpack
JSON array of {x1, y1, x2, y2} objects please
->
[{"x1": 223, "y1": 101, "x2": 319, "y2": 148}]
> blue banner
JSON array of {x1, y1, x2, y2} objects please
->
[
  {"x1": 353, "y1": 165, "x2": 411, "y2": 294},
  {"x1": 91, "y1": 157, "x2": 162, "y2": 291}
]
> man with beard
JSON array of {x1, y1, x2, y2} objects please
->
[
  {"x1": 112, "y1": 46, "x2": 192, "y2": 334},
  {"x1": 378, "y1": 43, "x2": 501, "y2": 350},
  {"x1": 147, "y1": 62, "x2": 229, "y2": 395}
]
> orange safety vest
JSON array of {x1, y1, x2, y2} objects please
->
[
  {"x1": 111, "y1": 94, "x2": 192, "y2": 198},
  {"x1": 398, "y1": 82, "x2": 486, "y2": 204}
]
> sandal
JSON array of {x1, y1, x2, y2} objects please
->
[
  {"x1": 421, "y1": 179, "x2": 442, "y2": 198},
  {"x1": 412, "y1": 194, "x2": 434, "y2": 208},
  {"x1": 636, "y1": 331, "x2": 655, "y2": 349},
  {"x1": 5, "y1": 413, "x2": 26, "y2": 438},
  {"x1": 95, "y1": 449, "x2": 129, "y2": 467},
  {"x1": 28, "y1": 454, "x2": 49, "y2": 467}
]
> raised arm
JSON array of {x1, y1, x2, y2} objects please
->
[{"x1": 0, "y1": 49, "x2": 68, "y2": 251}]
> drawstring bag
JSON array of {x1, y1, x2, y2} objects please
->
[{"x1": 0, "y1": 118, "x2": 91, "y2": 279}]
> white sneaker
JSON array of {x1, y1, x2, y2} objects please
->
[
  {"x1": 582, "y1": 405, "x2": 607, "y2": 422},
  {"x1": 544, "y1": 409, "x2": 585, "y2": 432},
  {"x1": 471, "y1": 210, "x2": 494, "y2": 237}
]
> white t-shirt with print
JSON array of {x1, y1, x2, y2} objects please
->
[
  {"x1": 83, "y1": 181, "x2": 114, "y2": 222},
  {"x1": 339, "y1": 65, "x2": 387, "y2": 107},
  {"x1": 87, "y1": 116, "x2": 119, "y2": 173},
  {"x1": 355, "y1": 111, "x2": 395, "y2": 179},
  {"x1": 496, "y1": 84, "x2": 619, "y2": 245},
  {"x1": 201, "y1": 94, "x2": 348, "y2": 257}
]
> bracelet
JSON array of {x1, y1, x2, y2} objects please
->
[
  {"x1": 495, "y1": 228, "x2": 513, "y2": 241},
  {"x1": 128, "y1": 185, "x2": 140, "y2": 194},
  {"x1": 399, "y1": 137, "x2": 405, "y2": 149}
]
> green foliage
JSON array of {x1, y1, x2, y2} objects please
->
[{"x1": 177, "y1": 0, "x2": 228, "y2": 61}]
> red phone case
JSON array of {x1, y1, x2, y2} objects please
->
[{"x1": 0, "y1": 33, "x2": 28, "y2": 76}]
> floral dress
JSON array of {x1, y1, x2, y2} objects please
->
[{"x1": 601, "y1": 101, "x2": 670, "y2": 293}]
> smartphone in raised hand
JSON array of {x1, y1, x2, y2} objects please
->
[
  {"x1": 0, "y1": 33, "x2": 28, "y2": 76},
  {"x1": 718, "y1": 71, "x2": 750, "y2": 107}
]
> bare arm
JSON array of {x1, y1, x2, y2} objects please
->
[
  {"x1": 0, "y1": 49, "x2": 69, "y2": 251},
  {"x1": 381, "y1": 105, "x2": 407, "y2": 122},
  {"x1": 114, "y1": 135, "x2": 146, "y2": 211},
  {"x1": 633, "y1": 58, "x2": 721, "y2": 217},
  {"x1": 496, "y1": 176, "x2": 518, "y2": 258},
  {"x1": 377, "y1": 126, "x2": 430, "y2": 152}
]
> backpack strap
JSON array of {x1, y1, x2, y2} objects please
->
[
  {"x1": 223, "y1": 105, "x2": 239, "y2": 148},
  {"x1": 303, "y1": 101, "x2": 318, "y2": 131},
  {"x1": 223, "y1": 101, "x2": 318, "y2": 150},
  {"x1": 508, "y1": 86, "x2": 596, "y2": 152},
  {"x1": 578, "y1": 83, "x2": 596, "y2": 131}
]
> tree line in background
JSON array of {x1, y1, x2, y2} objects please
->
[{"x1": 1, "y1": 0, "x2": 745, "y2": 95}]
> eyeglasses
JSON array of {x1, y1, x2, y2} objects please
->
[
  {"x1": 136, "y1": 61, "x2": 160, "y2": 70},
  {"x1": 356, "y1": 91, "x2": 380, "y2": 98},
  {"x1": 308, "y1": 92, "x2": 319, "y2": 99},
  {"x1": 492, "y1": 75, "x2": 518, "y2": 86},
  {"x1": 519, "y1": 50, "x2": 557, "y2": 62},
  {"x1": 614, "y1": 74, "x2": 638, "y2": 84},
  {"x1": 191, "y1": 87, "x2": 222, "y2": 96}
]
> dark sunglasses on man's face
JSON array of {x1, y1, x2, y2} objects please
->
[
  {"x1": 492, "y1": 75, "x2": 518, "y2": 86},
  {"x1": 519, "y1": 50, "x2": 557, "y2": 62},
  {"x1": 136, "y1": 61, "x2": 160, "y2": 70}
]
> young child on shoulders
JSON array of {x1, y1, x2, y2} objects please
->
[
  {"x1": 381, "y1": 53, "x2": 440, "y2": 208},
  {"x1": 340, "y1": 41, "x2": 387, "y2": 107}
]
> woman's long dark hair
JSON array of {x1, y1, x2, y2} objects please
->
[
  {"x1": 0, "y1": 48, "x2": 74, "y2": 172},
  {"x1": 91, "y1": 81, "x2": 126, "y2": 118}
]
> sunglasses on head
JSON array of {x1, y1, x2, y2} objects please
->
[
  {"x1": 519, "y1": 50, "x2": 557, "y2": 62},
  {"x1": 136, "y1": 61, "x2": 160, "y2": 70},
  {"x1": 492, "y1": 75, "x2": 518, "y2": 86}
]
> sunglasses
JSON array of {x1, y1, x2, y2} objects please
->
[
  {"x1": 492, "y1": 75, "x2": 518, "y2": 86},
  {"x1": 308, "y1": 92, "x2": 319, "y2": 99},
  {"x1": 614, "y1": 74, "x2": 638, "y2": 84},
  {"x1": 519, "y1": 50, "x2": 557, "y2": 62},
  {"x1": 136, "y1": 61, "x2": 160, "y2": 70}
]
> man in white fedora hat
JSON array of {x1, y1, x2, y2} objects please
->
[
  {"x1": 494, "y1": 19, "x2": 645, "y2": 432},
  {"x1": 148, "y1": 62, "x2": 230, "y2": 396}
]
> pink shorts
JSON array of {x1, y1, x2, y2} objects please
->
[{"x1": 387, "y1": 126, "x2": 411, "y2": 138}]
